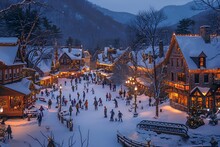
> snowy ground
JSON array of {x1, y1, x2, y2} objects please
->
[{"x1": 1, "y1": 78, "x2": 220, "y2": 147}]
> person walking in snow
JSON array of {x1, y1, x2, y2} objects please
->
[
  {"x1": 39, "y1": 105, "x2": 44, "y2": 117},
  {"x1": 75, "y1": 84, "x2": 78, "y2": 91},
  {"x1": 118, "y1": 111, "x2": 123, "y2": 122},
  {"x1": 69, "y1": 93, "x2": 71, "y2": 101},
  {"x1": 48, "y1": 99, "x2": 52, "y2": 109},
  {"x1": 93, "y1": 98, "x2": 98, "y2": 110},
  {"x1": 123, "y1": 90, "x2": 126, "y2": 98},
  {"x1": 98, "y1": 98, "x2": 103, "y2": 106},
  {"x1": 37, "y1": 113, "x2": 42, "y2": 126},
  {"x1": 79, "y1": 99, "x2": 82, "y2": 108},
  {"x1": 77, "y1": 92, "x2": 80, "y2": 100},
  {"x1": 114, "y1": 99, "x2": 118, "y2": 108},
  {"x1": 83, "y1": 91, "x2": 85, "y2": 101},
  {"x1": 84, "y1": 100, "x2": 88, "y2": 110},
  {"x1": 6, "y1": 125, "x2": 12, "y2": 139},
  {"x1": 64, "y1": 81, "x2": 67, "y2": 86},
  {"x1": 69, "y1": 105, "x2": 73, "y2": 116},
  {"x1": 91, "y1": 88, "x2": 95, "y2": 94},
  {"x1": 109, "y1": 93, "x2": 112, "y2": 101},
  {"x1": 149, "y1": 97, "x2": 152, "y2": 106},
  {"x1": 110, "y1": 109, "x2": 115, "y2": 121},
  {"x1": 72, "y1": 85, "x2": 75, "y2": 92},
  {"x1": 75, "y1": 103, "x2": 80, "y2": 116},
  {"x1": 104, "y1": 106, "x2": 107, "y2": 118},
  {"x1": 106, "y1": 93, "x2": 109, "y2": 101}
]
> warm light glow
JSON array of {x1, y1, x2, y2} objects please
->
[
  {"x1": 0, "y1": 107, "x2": 3, "y2": 113},
  {"x1": 135, "y1": 86, "x2": 138, "y2": 91},
  {"x1": 125, "y1": 81, "x2": 128, "y2": 84}
]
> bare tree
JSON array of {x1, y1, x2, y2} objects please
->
[
  {"x1": 194, "y1": 0, "x2": 220, "y2": 12},
  {"x1": 1, "y1": 1, "x2": 61, "y2": 68},
  {"x1": 129, "y1": 8, "x2": 167, "y2": 117}
]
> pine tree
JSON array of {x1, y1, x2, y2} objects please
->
[{"x1": 176, "y1": 18, "x2": 195, "y2": 34}]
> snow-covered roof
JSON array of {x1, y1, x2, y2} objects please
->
[
  {"x1": 131, "y1": 45, "x2": 169, "y2": 69},
  {"x1": 39, "y1": 76, "x2": 51, "y2": 81},
  {"x1": 175, "y1": 35, "x2": 220, "y2": 70},
  {"x1": 97, "y1": 47, "x2": 128, "y2": 65},
  {"x1": 191, "y1": 86, "x2": 210, "y2": 95},
  {"x1": 0, "y1": 44, "x2": 24, "y2": 66},
  {"x1": 28, "y1": 47, "x2": 54, "y2": 73},
  {"x1": 37, "y1": 59, "x2": 52, "y2": 73},
  {"x1": 0, "y1": 37, "x2": 18, "y2": 44},
  {"x1": 136, "y1": 77, "x2": 151, "y2": 86},
  {"x1": 59, "y1": 48, "x2": 82, "y2": 60},
  {"x1": 4, "y1": 78, "x2": 32, "y2": 95}
]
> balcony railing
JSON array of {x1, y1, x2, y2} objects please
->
[{"x1": 166, "y1": 81, "x2": 189, "y2": 91}]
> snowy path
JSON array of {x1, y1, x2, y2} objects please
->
[{"x1": 1, "y1": 78, "x2": 220, "y2": 147}]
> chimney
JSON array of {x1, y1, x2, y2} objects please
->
[
  {"x1": 68, "y1": 45, "x2": 72, "y2": 53},
  {"x1": 200, "y1": 25, "x2": 211, "y2": 43},
  {"x1": 159, "y1": 41, "x2": 164, "y2": 58},
  {"x1": 148, "y1": 51, "x2": 152, "y2": 64}
]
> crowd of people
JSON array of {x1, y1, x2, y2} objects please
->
[{"x1": 36, "y1": 72, "x2": 127, "y2": 129}]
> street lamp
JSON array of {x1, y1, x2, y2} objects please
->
[
  {"x1": 0, "y1": 107, "x2": 3, "y2": 113},
  {"x1": 59, "y1": 84, "x2": 62, "y2": 112},
  {"x1": 134, "y1": 85, "x2": 138, "y2": 117}
]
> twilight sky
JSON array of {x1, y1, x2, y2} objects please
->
[{"x1": 87, "y1": 0, "x2": 193, "y2": 14}]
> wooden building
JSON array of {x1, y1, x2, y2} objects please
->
[
  {"x1": 58, "y1": 47, "x2": 91, "y2": 77},
  {"x1": 166, "y1": 26, "x2": 220, "y2": 112},
  {"x1": 0, "y1": 37, "x2": 37, "y2": 117},
  {"x1": 96, "y1": 47, "x2": 130, "y2": 73}
]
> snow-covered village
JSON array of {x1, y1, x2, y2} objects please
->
[{"x1": 0, "y1": 0, "x2": 220, "y2": 147}]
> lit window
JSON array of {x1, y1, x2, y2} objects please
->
[{"x1": 199, "y1": 57, "x2": 204, "y2": 67}]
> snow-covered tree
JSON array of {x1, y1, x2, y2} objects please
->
[
  {"x1": 128, "y1": 8, "x2": 167, "y2": 117},
  {"x1": 0, "y1": 1, "x2": 61, "y2": 68}
]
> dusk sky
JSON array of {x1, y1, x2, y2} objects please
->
[{"x1": 87, "y1": 0, "x2": 193, "y2": 14}]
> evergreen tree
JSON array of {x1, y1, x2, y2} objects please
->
[
  {"x1": 66, "y1": 36, "x2": 73, "y2": 46},
  {"x1": 176, "y1": 18, "x2": 195, "y2": 34}
]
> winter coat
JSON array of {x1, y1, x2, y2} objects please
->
[{"x1": 6, "y1": 125, "x2": 12, "y2": 134}]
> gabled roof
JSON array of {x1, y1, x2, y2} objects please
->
[
  {"x1": 174, "y1": 35, "x2": 220, "y2": 70},
  {"x1": 0, "y1": 37, "x2": 24, "y2": 66},
  {"x1": 4, "y1": 78, "x2": 32, "y2": 95},
  {"x1": 97, "y1": 47, "x2": 128, "y2": 65},
  {"x1": 28, "y1": 47, "x2": 54, "y2": 73},
  {"x1": 130, "y1": 45, "x2": 169, "y2": 69},
  {"x1": 59, "y1": 48, "x2": 82, "y2": 60}
]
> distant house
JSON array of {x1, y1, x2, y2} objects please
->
[
  {"x1": 59, "y1": 47, "x2": 91, "y2": 77},
  {"x1": 28, "y1": 47, "x2": 58, "y2": 87},
  {"x1": 166, "y1": 26, "x2": 220, "y2": 112},
  {"x1": 0, "y1": 37, "x2": 37, "y2": 117},
  {"x1": 96, "y1": 47, "x2": 129, "y2": 72},
  {"x1": 128, "y1": 42, "x2": 169, "y2": 96}
]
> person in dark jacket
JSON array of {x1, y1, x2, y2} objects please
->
[
  {"x1": 37, "y1": 113, "x2": 42, "y2": 126},
  {"x1": 6, "y1": 125, "x2": 12, "y2": 139}
]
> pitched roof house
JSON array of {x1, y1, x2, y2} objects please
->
[
  {"x1": 58, "y1": 47, "x2": 91, "y2": 77},
  {"x1": 0, "y1": 37, "x2": 37, "y2": 117},
  {"x1": 166, "y1": 26, "x2": 220, "y2": 112}
]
